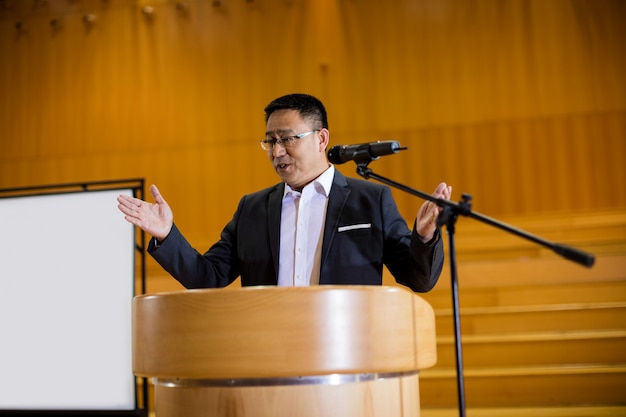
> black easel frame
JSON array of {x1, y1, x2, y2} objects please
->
[
  {"x1": 353, "y1": 161, "x2": 595, "y2": 417},
  {"x1": 0, "y1": 179, "x2": 148, "y2": 417}
]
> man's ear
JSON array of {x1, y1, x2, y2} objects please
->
[{"x1": 318, "y1": 128, "x2": 330, "y2": 151}]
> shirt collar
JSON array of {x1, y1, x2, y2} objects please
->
[{"x1": 284, "y1": 165, "x2": 335, "y2": 198}]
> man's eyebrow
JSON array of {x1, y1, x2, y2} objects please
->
[{"x1": 265, "y1": 129, "x2": 295, "y2": 136}]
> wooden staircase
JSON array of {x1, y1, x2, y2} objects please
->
[
  {"x1": 410, "y1": 209, "x2": 626, "y2": 416},
  {"x1": 141, "y1": 208, "x2": 626, "y2": 416}
]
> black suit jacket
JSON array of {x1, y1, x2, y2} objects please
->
[{"x1": 150, "y1": 170, "x2": 444, "y2": 292}]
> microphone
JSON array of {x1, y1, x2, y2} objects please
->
[{"x1": 327, "y1": 140, "x2": 406, "y2": 165}]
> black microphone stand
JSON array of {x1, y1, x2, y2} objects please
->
[{"x1": 352, "y1": 159, "x2": 595, "y2": 417}]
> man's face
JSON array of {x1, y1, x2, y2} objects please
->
[{"x1": 265, "y1": 109, "x2": 329, "y2": 190}]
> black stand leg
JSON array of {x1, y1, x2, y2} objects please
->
[
  {"x1": 438, "y1": 197, "x2": 470, "y2": 417},
  {"x1": 449, "y1": 225, "x2": 467, "y2": 417}
]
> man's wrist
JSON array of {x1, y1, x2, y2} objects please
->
[
  {"x1": 418, "y1": 228, "x2": 440, "y2": 245},
  {"x1": 152, "y1": 230, "x2": 171, "y2": 248}
]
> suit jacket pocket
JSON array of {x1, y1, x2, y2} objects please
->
[{"x1": 337, "y1": 223, "x2": 371, "y2": 235}]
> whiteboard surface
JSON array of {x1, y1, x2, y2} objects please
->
[{"x1": 0, "y1": 189, "x2": 135, "y2": 410}]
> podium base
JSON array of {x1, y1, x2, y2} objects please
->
[{"x1": 154, "y1": 372, "x2": 421, "y2": 417}]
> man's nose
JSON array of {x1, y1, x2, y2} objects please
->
[{"x1": 272, "y1": 143, "x2": 287, "y2": 157}]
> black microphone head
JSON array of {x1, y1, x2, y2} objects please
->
[
  {"x1": 327, "y1": 140, "x2": 402, "y2": 165},
  {"x1": 369, "y1": 140, "x2": 401, "y2": 156}
]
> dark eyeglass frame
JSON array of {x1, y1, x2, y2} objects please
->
[{"x1": 260, "y1": 129, "x2": 320, "y2": 151}]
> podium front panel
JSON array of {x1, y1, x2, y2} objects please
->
[{"x1": 133, "y1": 285, "x2": 437, "y2": 416}]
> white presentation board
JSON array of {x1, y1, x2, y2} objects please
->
[{"x1": 0, "y1": 188, "x2": 137, "y2": 411}]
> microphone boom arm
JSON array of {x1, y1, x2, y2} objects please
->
[{"x1": 355, "y1": 164, "x2": 595, "y2": 267}]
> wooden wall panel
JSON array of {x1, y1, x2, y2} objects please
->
[{"x1": 0, "y1": 0, "x2": 624, "y2": 248}]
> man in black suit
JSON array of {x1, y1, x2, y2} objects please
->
[{"x1": 118, "y1": 93, "x2": 451, "y2": 292}]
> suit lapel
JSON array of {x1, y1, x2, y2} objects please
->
[
  {"x1": 267, "y1": 183, "x2": 284, "y2": 280},
  {"x1": 321, "y1": 171, "x2": 350, "y2": 268}
]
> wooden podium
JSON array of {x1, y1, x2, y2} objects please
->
[{"x1": 133, "y1": 285, "x2": 437, "y2": 417}]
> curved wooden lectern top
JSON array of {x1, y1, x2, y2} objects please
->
[{"x1": 133, "y1": 285, "x2": 437, "y2": 417}]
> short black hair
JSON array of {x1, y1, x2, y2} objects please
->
[{"x1": 264, "y1": 93, "x2": 329, "y2": 129}]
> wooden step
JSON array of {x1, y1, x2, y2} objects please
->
[
  {"x1": 433, "y1": 330, "x2": 626, "y2": 368},
  {"x1": 420, "y1": 364, "x2": 626, "y2": 408},
  {"x1": 429, "y1": 253, "x2": 626, "y2": 290},
  {"x1": 422, "y1": 363, "x2": 626, "y2": 378},
  {"x1": 443, "y1": 212, "x2": 626, "y2": 263},
  {"x1": 146, "y1": 405, "x2": 626, "y2": 417},
  {"x1": 433, "y1": 301, "x2": 626, "y2": 336},
  {"x1": 421, "y1": 281, "x2": 626, "y2": 310},
  {"x1": 451, "y1": 209, "x2": 626, "y2": 259},
  {"x1": 421, "y1": 405, "x2": 626, "y2": 417}
]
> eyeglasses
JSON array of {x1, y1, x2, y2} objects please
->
[{"x1": 260, "y1": 130, "x2": 319, "y2": 151}]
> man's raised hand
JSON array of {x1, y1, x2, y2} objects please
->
[{"x1": 117, "y1": 184, "x2": 173, "y2": 241}]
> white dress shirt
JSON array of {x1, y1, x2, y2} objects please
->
[{"x1": 277, "y1": 165, "x2": 334, "y2": 286}]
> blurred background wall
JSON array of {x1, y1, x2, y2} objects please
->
[{"x1": 1, "y1": 0, "x2": 624, "y2": 290}]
